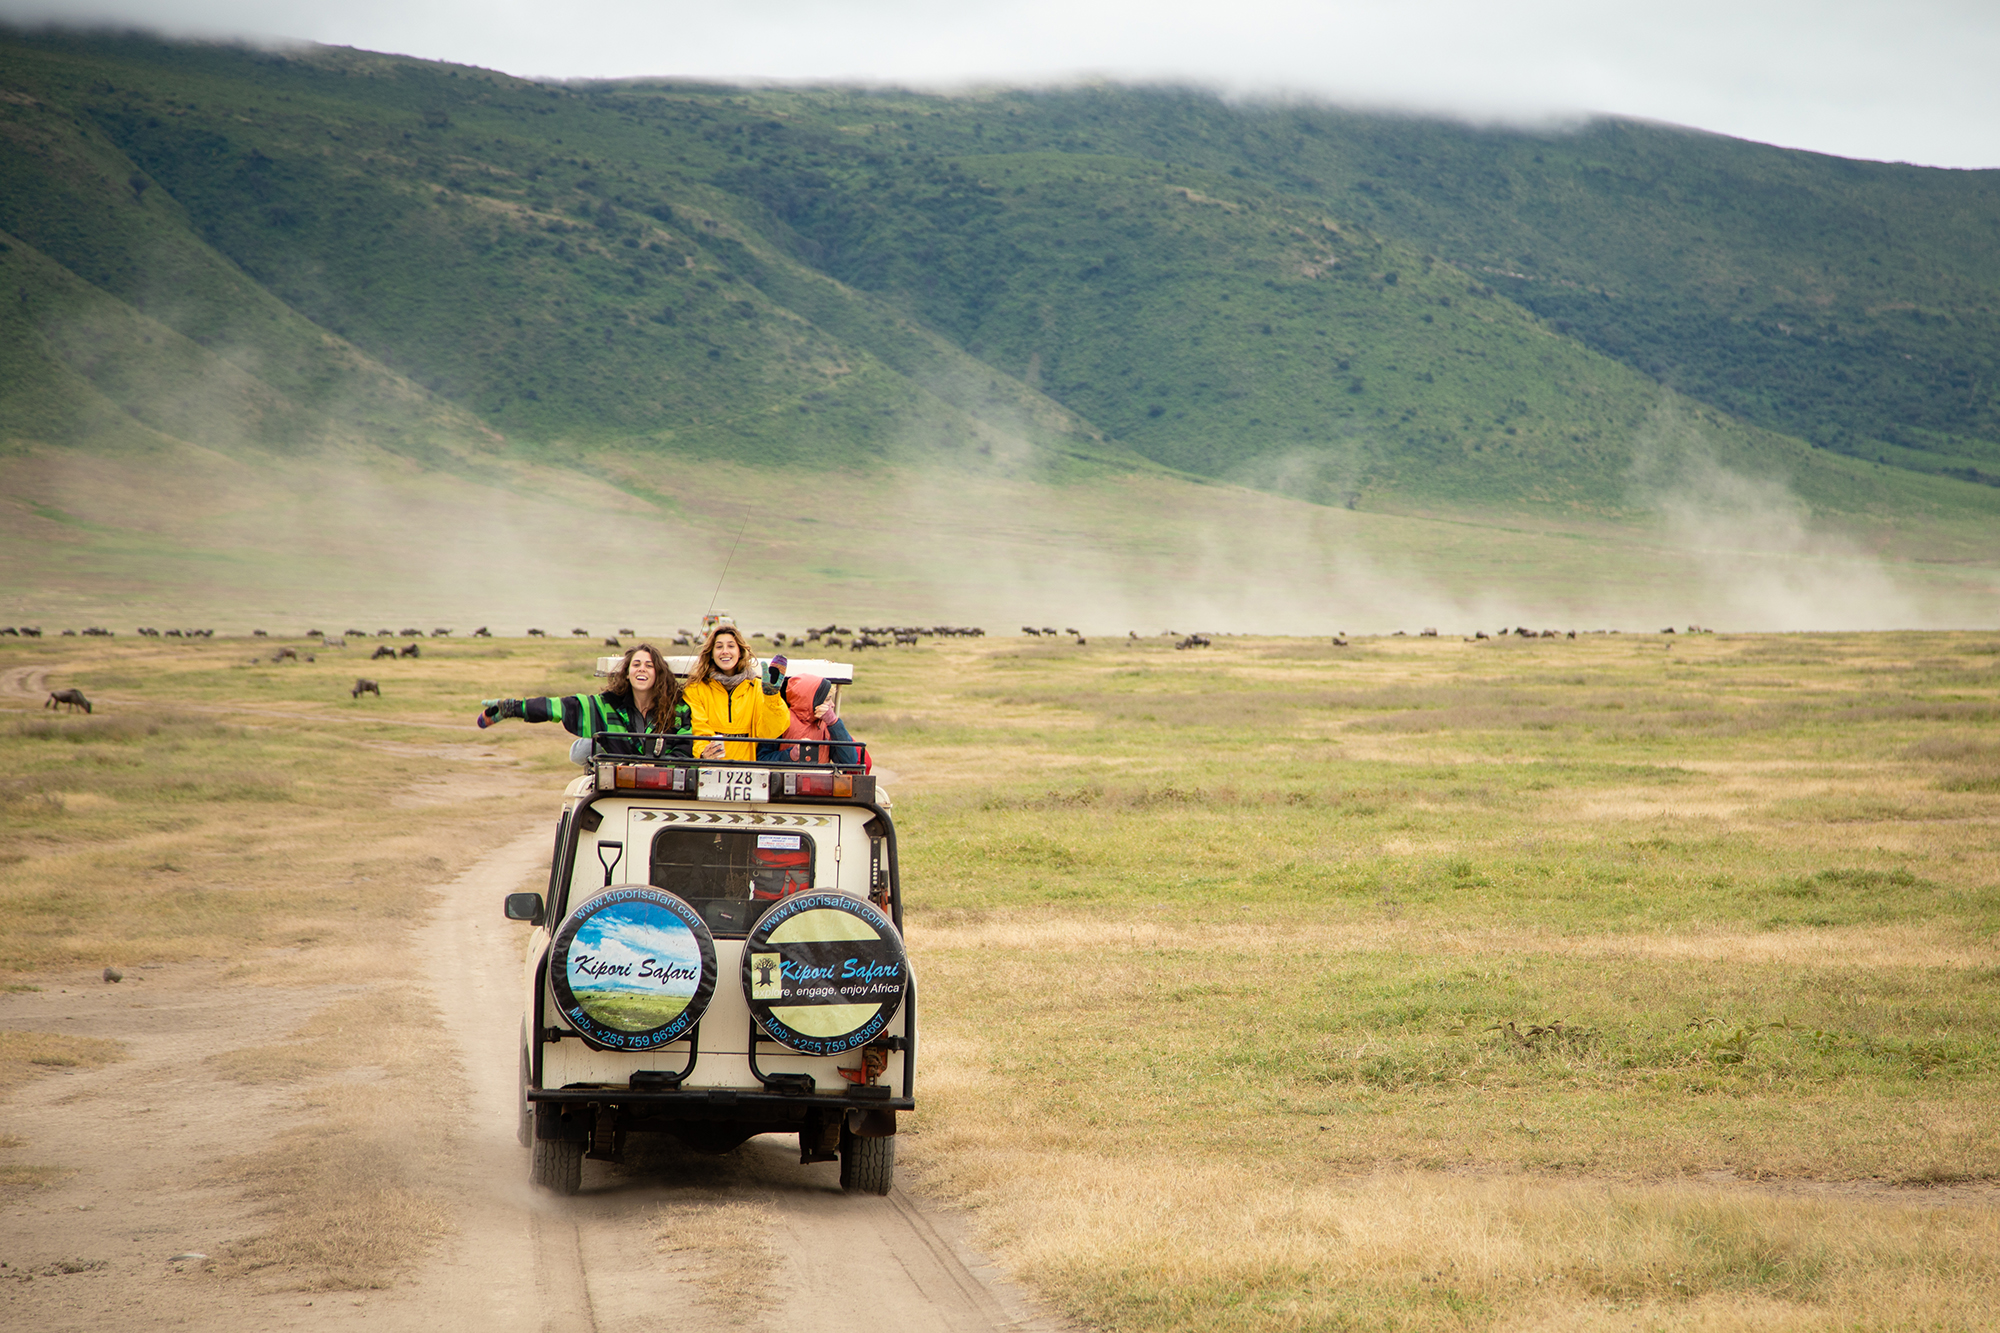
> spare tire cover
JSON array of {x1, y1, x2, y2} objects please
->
[
  {"x1": 742, "y1": 892, "x2": 908, "y2": 1055},
  {"x1": 549, "y1": 885, "x2": 716, "y2": 1051}
]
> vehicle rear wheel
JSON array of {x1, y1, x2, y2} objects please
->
[
  {"x1": 839, "y1": 1127, "x2": 894, "y2": 1195},
  {"x1": 531, "y1": 1134, "x2": 583, "y2": 1195}
]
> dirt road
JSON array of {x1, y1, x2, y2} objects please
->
[{"x1": 0, "y1": 831, "x2": 1063, "y2": 1332}]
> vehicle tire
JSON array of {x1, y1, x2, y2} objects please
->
[
  {"x1": 839, "y1": 1127, "x2": 894, "y2": 1196},
  {"x1": 531, "y1": 1134, "x2": 583, "y2": 1195},
  {"x1": 516, "y1": 1046, "x2": 532, "y2": 1149}
]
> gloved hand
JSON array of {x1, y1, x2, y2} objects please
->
[
  {"x1": 476, "y1": 698, "x2": 524, "y2": 728},
  {"x1": 762, "y1": 655, "x2": 787, "y2": 692}
]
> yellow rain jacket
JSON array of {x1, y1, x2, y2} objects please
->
[{"x1": 682, "y1": 673, "x2": 791, "y2": 762}]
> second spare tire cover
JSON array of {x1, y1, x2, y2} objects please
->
[
  {"x1": 549, "y1": 885, "x2": 716, "y2": 1050},
  {"x1": 742, "y1": 891, "x2": 908, "y2": 1055}
]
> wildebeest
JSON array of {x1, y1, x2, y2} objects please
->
[
  {"x1": 271, "y1": 647, "x2": 298, "y2": 662},
  {"x1": 253, "y1": 629, "x2": 268, "y2": 637},
  {"x1": 399, "y1": 627, "x2": 422, "y2": 637},
  {"x1": 527, "y1": 628, "x2": 546, "y2": 638},
  {"x1": 306, "y1": 628, "x2": 324, "y2": 639},
  {"x1": 1175, "y1": 634, "x2": 1212, "y2": 650},
  {"x1": 431, "y1": 628, "x2": 452, "y2": 637},
  {"x1": 371, "y1": 644, "x2": 396, "y2": 660},
  {"x1": 604, "y1": 637, "x2": 621, "y2": 647},
  {"x1": 322, "y1": 635, "x2": 346, "y2": 648},
  {"x1": 399, "y1": 642, "x2": 421, "y2": 658},
  {"x1": 351, "y1": 677, "x2": 380, "y2": 699},
  {"x1": 1022, "y1": 626, "x2": 1041, "y2": 636},
  {"x1": 46, "y1": 688, "x2": 91, "y2": 714},
  {"x1": 472, "y1": 626, "x2": 492, "y2": 637},
  {"x1": 618, "y1": 628, "x2": 636, "y2": 637},
  {"x1": 571, "y1": 628, "x2": 589, "y2": 637}
]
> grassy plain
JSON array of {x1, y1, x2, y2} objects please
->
[
  {"x1": 846, "y1": 630, "x2": 2000, "y2": 1330},
  {"x1": 1, "y1": 629, "x2": 1997, "y2": 1325}
]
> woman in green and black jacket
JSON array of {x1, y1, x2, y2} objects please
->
[{"x1": 477, "y1": 642, "x2": 690, "y2": 754}]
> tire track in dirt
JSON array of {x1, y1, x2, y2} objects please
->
[{"x1": 0, "y1": 664, "x2": 53, "y2": 703}]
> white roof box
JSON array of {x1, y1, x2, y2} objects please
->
[{"x1": 597, "y1": 655, "x2": 855, "y2": 685}]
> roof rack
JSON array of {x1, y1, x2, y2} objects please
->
[{"x1": 589, "y1": 732, "x2": 868, "y2": 772}]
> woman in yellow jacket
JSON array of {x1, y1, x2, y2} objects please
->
[{"x1": 682, "y1": 624, "x2": 791, "y2": 762}]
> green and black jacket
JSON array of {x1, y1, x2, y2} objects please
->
[{"x1": 506, "y1": 692, "x2": 693, "y2": 740}]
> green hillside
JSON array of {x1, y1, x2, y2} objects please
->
[{"x1": 2, "y1": 29, "x2": 1997, "y2": 545}]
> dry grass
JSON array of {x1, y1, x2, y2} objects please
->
[
  {"x1": 652, "y1": 1197, "x2": 783, "y2": 1324},
  {"x1": 912, "y1": 1154, "x2": 2000, "y2": 1332},
  {"x1": 0, "y1": 636, "x2": 539, "y2": 1291},
  {"x1": 207, "y1": 982, "x2": 465, "y2": 1290},
  {"x1": 0, "y1": 1029, "x2": 125, "y2": 1093}
]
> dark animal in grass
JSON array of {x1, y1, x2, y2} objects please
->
[
  {"x1": 571, "y1": 628, "x2": 589, "y2": 637},
  {"x1": 527, "y1": 628, "x2": 546, "y2": 637},
  {"x1": 371, "y1": 644, "x2": 396, "y2": 660},
  {"x1": 472, "y1": 626, "x2": 492, "y2": 637},
  {"x1": 253, "y1": 629, "x2": 268, "y2": 637},
  {"x1": 352, "y1": 678, "x2": 380, "y2": 699},
  {"x1": 271, "y1": 647, "x2": 298, "y2": 662},
  {"x1": 46, "y1": 688, "x2": 91, "y2": 714},
  {"x1": 604, "y1": 637, "x2": 621, "y2": 647},
  {"x1": 102, "y1": 966, "x2": 122, "y2": 983},
  {"x1": 618, "y1": 628, "x2": 636, "y2": 637},
  {"x1": 400, "y1": 642, "x2": 421, "y2": 658},
  {"x1": 431, "y1": 628, "x2": 451, "y2": 637}
]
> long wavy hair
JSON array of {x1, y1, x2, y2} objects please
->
[
  {"x1": 603, "y1": 642, "x2": 680, "y2": 731},
  {"x1": 684, "y1": 625, "x2": 755, "y2": 689}
]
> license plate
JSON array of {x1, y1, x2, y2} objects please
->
[{"x1": 698, "y1": 767, "x2": 769, "y2": 802}]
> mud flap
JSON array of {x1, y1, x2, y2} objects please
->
[{"x1": 844, "y1": 1108, "x2": 897, "y2": 1138}]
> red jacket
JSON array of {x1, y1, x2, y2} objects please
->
[{"x1": 779, "y1": 675, "x2": 835, "y2": 760}]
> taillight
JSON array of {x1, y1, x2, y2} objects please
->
[
  {"x1": 611, "y1": 765, "x2": 689, "y2": 791},
  {"x1": 781, "y1": 771, "x2": 853, "y2": 798}
]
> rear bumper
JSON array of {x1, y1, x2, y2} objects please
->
[{"x1": 528, "y1": 1085, "x2": 911, "y2": 1115}]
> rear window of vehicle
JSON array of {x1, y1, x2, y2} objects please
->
[{"x1": 649, "y1": 828, "x2": 815, "y2": 936}]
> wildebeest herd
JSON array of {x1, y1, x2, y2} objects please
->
[{"x1": 13, "y1": 621, "x2": 1722, "y2": 721}]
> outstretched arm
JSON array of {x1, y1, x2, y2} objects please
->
[{"x1": 475, "y1": 696, "x2": 589, "y2": 733}]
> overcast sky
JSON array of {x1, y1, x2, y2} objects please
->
[{"x1": 4, "y1": 0, "x2": 1996, "y2": 169}]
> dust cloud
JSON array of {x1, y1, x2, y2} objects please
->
[{"x1": 1625, "y1": 403, "x2": 1938, "y2": 632}]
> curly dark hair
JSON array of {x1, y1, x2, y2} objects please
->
[{"x1": 603, "y1": 642, "x2": 680, "y2": 732}]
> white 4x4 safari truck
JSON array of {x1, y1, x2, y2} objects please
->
[{"x1": 504, "y1": 657, "x2": 912, "y2": 1195}]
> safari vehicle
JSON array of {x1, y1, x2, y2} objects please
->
[{"x1": 504, "y1": 657, "x2": 912, "y2": 1196}]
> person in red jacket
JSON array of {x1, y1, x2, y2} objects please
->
[
  {"x1": 779, "y1": 673, "x2": 864, "y2": 768},
  {"x1": 681, "y1": 624, "x2": 790, "y2": 761}
]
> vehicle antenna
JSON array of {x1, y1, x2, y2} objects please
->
[{"x1": 707, "y1": 512, "x2": 751, "y2": 616}]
